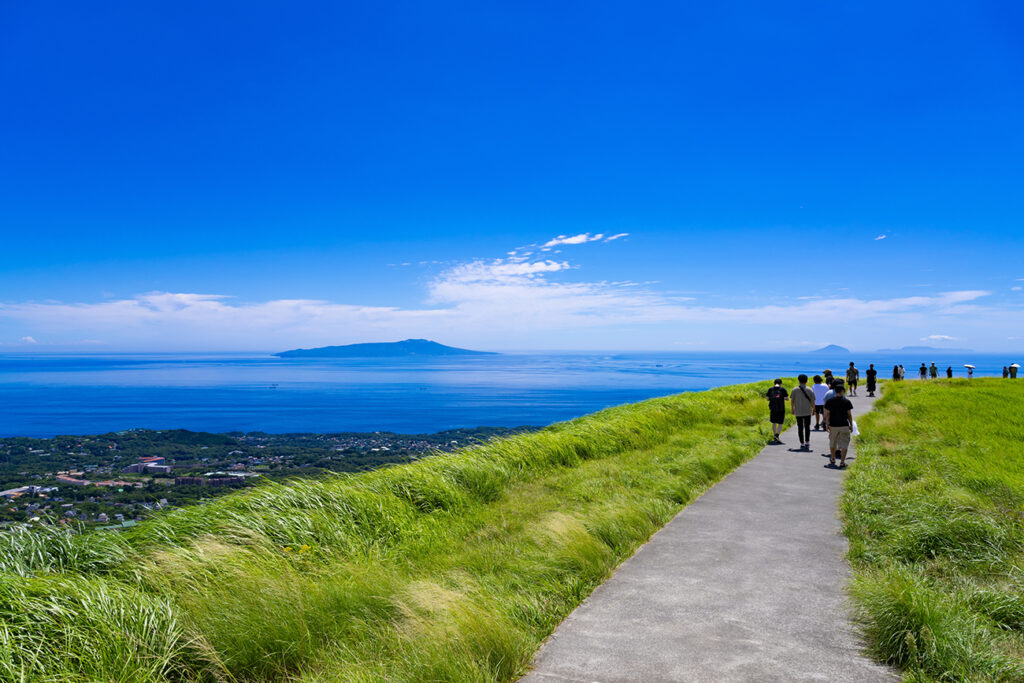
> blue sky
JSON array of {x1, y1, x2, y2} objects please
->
[{"x1": 1, "y1": 1, "x2": 1022, "y2": 352}]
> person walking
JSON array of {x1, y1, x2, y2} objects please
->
[
  {"x1": 766, "y1": 379, "x2": 789, "y2": 444},
  {"x1": 929, "y1": 362, "x2": 938, "y2": 379},
  {"x1": 892, "y1": 364, "x2": 900, "y2": 381},
  {"x1": 790, "y1": 374, "x2": 815, "y2": 450},
  {"x1": 846, "y1": 362, "x2": 860, "y2": 396},
  {"x1": 823, "y1": 369, "x2": 834, "y2": 389},
  {"x1": 968, "y1": 366, "x2": 974, "y2": 380},
  {"x1": 899, "y1": 365, "x2": 906, "y2": 381},
  {"x1": 811, "y1": 374, "x2": 828, "y2": 430},
  {"x1": 1012, "y1": 364, "x2": 1019, "y2": 379},
  {"x1": 920, "y1": 363, "x2": 928, "y2": 380},
  {"x1": 866, "y1": 364, "x2": 878, "y2": 397},
  {"x1": 824, "y1": 377, "x2": 844, "y2": 404},
  {"x1": 946, "y1": 365, "x2": 953, "y2": 378},
  {"x1": 1004, "y1": 366, "x2": 1010, "y2": 379},
  {"x1": 824, "y1": 383, "x2": 854, "y2": 468}
]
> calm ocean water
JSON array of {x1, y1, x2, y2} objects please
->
[{"x1": 0, "y1": 352, "x2": 1014, "y2": 437}]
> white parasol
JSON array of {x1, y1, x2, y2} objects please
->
[
  {"x1": 963, "y1": 364, "x2": 976, "y2": 369},
  {"x1": 1011, "y1": 363, "x2": 1021, "y2": 368}
]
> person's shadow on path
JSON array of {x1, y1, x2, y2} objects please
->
[{"x1": 820, "y1": 452, "x2": 855, "y2": 468}]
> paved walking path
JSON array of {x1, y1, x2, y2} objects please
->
[{"x1": 521, "y1": 389, "x2": 897, "y2": 682}]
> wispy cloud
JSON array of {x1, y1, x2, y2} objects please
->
[
  {"x1": 540, "y1": 233, "x2": 605, "y2": 249},
  {"x1": 604, "y1": 233, "x2": 629, "y2": 242},
  {"x1": 874, "y1": 234, "x2": 887, "y2": 241},
  {"x1": 439, "y1": 259, "x2": 570, "y2": 283},
  {"x1": 921, "y1": 334, "x2": 957, "y2": 341}
]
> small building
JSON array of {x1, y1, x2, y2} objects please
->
[
  {"x1": 55, "y1": 475, "x2": 90, "y2": 486},
  {"x1": 122, "y1": 461, "x2": 171, "y2": 475}
]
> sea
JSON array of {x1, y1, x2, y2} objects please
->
[{"x1": 0, "y1": 352, "x2": 1015, "y2": 438}]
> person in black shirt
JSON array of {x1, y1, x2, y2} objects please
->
[
  {"x1": 866, "y1": 364, "x2": 877, "y2": 397},
  {"x1": 892, "y1": 365, "x2": 900, "y2": 381},
  {"x1": 765, "y1": 378, "x2": 788, "y2": 444},
  {"x1": 824, "y1": 384, "x2": 854, "y2": 467},
  {"x1": 946, "y1": 366, "x2": 953, "y2": 378}
]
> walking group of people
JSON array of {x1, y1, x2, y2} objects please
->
[
  {"x1": 767, "y1": 358, "x2": 1020, "y2": 470},
  {"x1": 766, "y1": 362, "x2": 871, "y2": 469},
  {"x1": 890, "y1": 362, "x2": 1019, "y2": 381}
]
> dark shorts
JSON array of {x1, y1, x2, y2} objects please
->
[
  {"x1": 770, "y1": 407, "x2": 786, "y2": 424},
  {"x1": 813, "y1": 405, "x2": 824, "y2": 416},
  {"x1": 848, "y1": 379, "x2": 858, "y2": 387}
]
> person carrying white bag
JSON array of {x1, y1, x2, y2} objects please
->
[{"x1": 823, "y1": 383, "x2": 855, "y2": 468}]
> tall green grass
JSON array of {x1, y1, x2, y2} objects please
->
[
  {"x1": 843, "y1": 378, "x2": 1024, "y2": 681},
  {"x1": 0, "y1": 380, "x2": 783, "y2": 681}
]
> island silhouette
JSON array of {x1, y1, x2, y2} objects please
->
[{"x1": 274, "y1": 338, "x2": 497, "y2": 358}]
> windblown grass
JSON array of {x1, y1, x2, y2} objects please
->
[
  {"x1": 0, "y1": 380, "x2": 784, "y2": 681},
  {"x1": 843, "y1": 378, "x2": 1024, "y2": 681}
]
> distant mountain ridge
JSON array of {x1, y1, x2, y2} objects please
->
[
  {"x1": 811, "y1": 344, "x2": 850, "y2": 354},
  {"x1": 274, "y1": 339, "x2": 497, "y2": 358}
]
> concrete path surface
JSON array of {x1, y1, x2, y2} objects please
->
[{"x1": 521, "y1": 388, "x2": 897, "y2": 683}]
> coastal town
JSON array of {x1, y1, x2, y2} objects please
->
[{"x1": 0, "y1": 425, "x2": 531, "y2": 529}]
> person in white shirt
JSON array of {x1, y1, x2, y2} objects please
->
[{"x1": 811, "y1": 374, "x2": 830, "y2": 430}]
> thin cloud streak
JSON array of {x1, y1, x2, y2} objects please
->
[{"x1": 541, "y1": 233, "x2": 605, "y2": 249}]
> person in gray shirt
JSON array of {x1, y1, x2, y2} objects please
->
[{"x1": 790, "y1": 374, "x2": 815, "y2": 450}]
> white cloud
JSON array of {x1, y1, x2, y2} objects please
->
[
  {"x1": 1012, "y1": 286, "x2": 1022, "y2": 292},
  {"x1": 874, "y1": 234, "x2": 887, "y2": 241},
  {"x1": 19, "y1": 336, "x2": 38, "y2": 344},
  {"x1": 921, "y1": 334, "x2": 957, "y2": 341},
  {"x1": 604, "y1": 233, "x2": 629, "y2": 242},
  {"x1": 440, "y1": 259, "x2": 570, "y2": 284},
  {"x1": 541, "y1": 233, "x2": 604, "y2": 249}
]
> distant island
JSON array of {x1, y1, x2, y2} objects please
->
[
  {"x1": 876, "y1": 345, "x2": 974, "y2": 354},
  {"x1": 812, "y1": 344, "x2": 851, "y2": 354},
  {"x1": 275, "y1": 339, "x2": 497, "y2": 358}
]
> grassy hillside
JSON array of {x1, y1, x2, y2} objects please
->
[
  {"x1": 0, "y1": 380, "x2": 784, "y2": 682},
  {"x1": 843, "y1": 378, "x2": 1024, "y2": 681}
]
